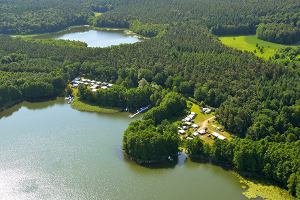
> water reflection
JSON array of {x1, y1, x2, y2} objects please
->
[
  {"x1": 0, "y1": 97, "x2": 64, "y2": 120},
  {"x1": 32, "y1": 26, "x2": 144, "y2": 48}
]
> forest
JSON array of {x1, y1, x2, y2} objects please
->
[{"x1": 2, "y1": 0, "x2": 300, "y2": 198}]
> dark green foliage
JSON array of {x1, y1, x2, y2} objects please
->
[
  {"x1": 77, "y1": 84, "x2": 154, "y2": 108},
  {"x1": 129, "y1": 20, "x2": 168, "y2": 37},
  {"x1": 143, "y1": 92, "x2": 187, "y2": 125},
  {"x1": 256, "y1": 23, "x2": 300, "y2": 44},
  {"x1": 123, "y1": 119, "x2": 179, "y2": 162},
  {"x1": 186, "y1": 137, "x2": 207, "y2": 157},
  {"x1": 209, "y1": 138, "x2": 300, "y2": 197}
]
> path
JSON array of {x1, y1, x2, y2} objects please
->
[{"x1": 197, "y1": 116, "x2": 215, "y2": 130}]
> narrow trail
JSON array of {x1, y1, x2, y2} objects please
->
[{"x1": 198, "y1": 116, "x2": 215, "y2": 130}]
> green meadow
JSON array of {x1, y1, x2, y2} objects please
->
[
  {"x1": 219, "y1": 35, "x2": 300, "y2": 60},
  {"x1": 71, "y1": 97, "x2": 122, "y2": 114}
]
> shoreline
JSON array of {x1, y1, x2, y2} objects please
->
[
  {"x1": 9, "y1": 25, "x2": 149, "y2": 40},
  {"x1": 70, "y1": 97, "x2": 122, "y2": 114}
]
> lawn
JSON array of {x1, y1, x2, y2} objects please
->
[
  {"x1": 219, "y1": 35, "x2": 299, "y2": 60},
  {"x1": 71, "y1": 97, "x2": 122, "y2": 114},
  {"x1": 94, "y1": 12, "x2": 103, "y2": 17}
]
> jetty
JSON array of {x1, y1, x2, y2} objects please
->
[
  {"x1": 65, "y1": 95, "x2": 74, "y2": 104},
  {"x1": 129, "y1": 105, "x2": 150, "y2": 118}
]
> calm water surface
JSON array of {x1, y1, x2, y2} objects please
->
[
  {"x1": 0, "y1": 98, "x2": 253, "y2": 199},
  {"x1": 32, "y1": 26, "x2": 143, "y2": 47}
]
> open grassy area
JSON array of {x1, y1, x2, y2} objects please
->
[
  {"x1": 94, "y1": 12, "x2": 103, "y2": 17},
  {"x1": 219, "y1": 35, "x2": 300, "y2": 60},
  {"x1": 71, "y1": 97, "x2": 122, "y2": 114}
]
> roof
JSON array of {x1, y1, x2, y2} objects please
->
[
  {"x1": 185, "y1": 117, "x2": 191, "y2": 122},
  {"x1": 218, "y1": 135, "x2": 227, "y2": 140},
  {"x1": 193, "y1": 132, "x2": 199, "y2": 137},
  {"x1": 212, "y1": 132, "x2": 220, "y2": 137},
  {"x1": 191, "y1": 124, "x2": 199, "y2": 128},
  {"x1": 189, "y1": 114, "x2": 195, "y2": 119},
  {"x1": 202, "y1": 108, "x2": 208, "y2": 111},
  {"x1": 198, "y1": 129, "x2": 205, "y2": 134},
  {"x1": 212, "y1": 132, "x2": 227, "y2": 140}
]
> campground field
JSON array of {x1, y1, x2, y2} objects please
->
[
  {"x1": 219, "y1": 35, "x2": 300, "y2": 60},
  {"x1": 177, "y1": 103, "x2": 232, "y2": 146}
]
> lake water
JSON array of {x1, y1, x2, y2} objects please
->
[
  {"x1": 32, "y1": 26, "x2": 143, "y2": 47},
  {"x1": 0, "y1": 98, "x2": 254, "y2": 199}
]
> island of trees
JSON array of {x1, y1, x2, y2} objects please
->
[{"x1": 2, "y1": 0, "x2": 300, "y2": 198}]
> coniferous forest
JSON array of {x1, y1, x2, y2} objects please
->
[{"x1": 2, "y1": 0, "x2": 300, "y2": 198}]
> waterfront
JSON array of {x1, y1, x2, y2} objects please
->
[
  {"x1": 0, "y1": 98, "x2": 250, "y2": 199},
  {"x1": 32, "y1": 26, "x2": 143, "y2": 47}
]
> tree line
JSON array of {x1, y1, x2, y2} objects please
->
[
  {"x1": 123, "y1": 119, "x2": 179, "y2": 163},
  {"x1": 186, "y1": 137, "x2": 300, "y2": 198}
]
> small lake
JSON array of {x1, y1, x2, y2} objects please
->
[
  {"x1": 32, "y1": 26, "x2": 143, "y2": 47},
  {"x1": 0, "y1": 98, "x2": 254, "y2": 199}
]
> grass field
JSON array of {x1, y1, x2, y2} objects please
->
[
  {"x1": 219, "y1": 35, "x2": 300, "y2": 60},
  {"x1": 71, "y1": 97, "x2": 122, "y2": 114},
  {"x1": 94, "y1": 12, "x2": 103, "y2": 17}
]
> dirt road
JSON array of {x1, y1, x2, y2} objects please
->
[{"x1": 198, "y1": 116, "x2": 215, "y2": 130}]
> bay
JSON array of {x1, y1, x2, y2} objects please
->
[{"x1": 0, "y1": 98, "x2": 253, "y2": 199}]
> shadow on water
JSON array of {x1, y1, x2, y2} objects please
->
[
  {"x1": 189, "y1": 156, "x2": 233, "y2": 172},
  {"x1": 32, "y1": 26, "x2": 94, "y2": 39},
  {"x1": 121, "y1": 151, "x2": 188, "y2": 170},
  {"x1": 0, "y1": 97, "x2": 64, "y2": 120}
]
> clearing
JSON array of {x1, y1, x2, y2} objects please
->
[{"x1": 219, "y1": 35, "x2": 300, "y2": 60}]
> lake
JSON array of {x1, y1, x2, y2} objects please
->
[
  {"x1": 0, "y1": 98, "x2": 253, "y2": 199},
  {"x1": 32, "y1": 26, "x2": 143, "y2": 47}
]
